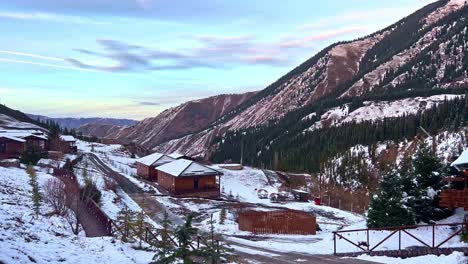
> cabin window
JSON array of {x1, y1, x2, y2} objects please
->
[
  {"x1": 0, "y1": 142, "x2": 6, "y2": 153},
  {"x1": 194, "y1": 177, "x2": 199, "y2": 190}
]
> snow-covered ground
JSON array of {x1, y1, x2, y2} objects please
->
[
  {"x1": 71, "y1": 139, "x2": 467, "y2": 263},
  {"x1": 0, "y1": 166, "x2": 154, "y2": 264}
]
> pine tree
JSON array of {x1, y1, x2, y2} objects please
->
[
  {"x1": 28, "y1": 165, "x2": 42, "y2": 216},
  {"x1": 134, "y1": 210, "x2": 147, "y2": 249},
  {"x1": 174, "y1": 215, "x2": 198, "y2": 264},
  {"x1": 367, "y1": 171, "x2": 415, "y2": 228},
  {"x1": 219, "y1": 208, "x2": 227, "y2": 225},
  {"x1": 117, "y1": 206, "x2": 137, "y2": 242},
  {"x1": 200, "y1": 214, "x2": 231, "y2": 264},
  {"x1": 152, "y1": 211, "x2": 176, "y2": 264}
]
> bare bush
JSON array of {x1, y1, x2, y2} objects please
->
[{"x1": 43, "y1": 178, "x2": 68, "y2": 216}]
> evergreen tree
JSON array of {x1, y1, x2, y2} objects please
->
[
  {"x1": 173, "y1": 215, "x2": 198, "y2": 264},
  {"x1": 152, "y1": 211, "x2": 176, "y2": 264},
  {"x1": 367, "y1": 171, "x2": 415, "y2": 228},
  {"x1": 117, "y1": 206, "x2": 137, "y2": 242},
  {"x1": 28, "y1": 165, "x2": 42, "y2": 216},
  {"x1": 219, "y1": 208, "x2": 227, "y2": 225},
  {"x1": 200, "y1": 214, "x2": 231, "y2": 264}
]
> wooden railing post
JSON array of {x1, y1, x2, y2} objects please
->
[
  {"x1": 367, "y1": 230, "x2": 369, "y2": 252},
  {"x1": 432, "y1": 225, "x2": 435, "y2": 248},
  {"x1": 398, "y1": 229, "x2": 401, "y2": 252},
  {"x1": 333, "y1": 232, "x2": 336, "y2": 255}
]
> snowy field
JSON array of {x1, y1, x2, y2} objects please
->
[
  {"x1": 0, "y1": 166, "x2": 154, "y2": 264},
  {"x1": 71, "y1": 140, "x2": 468, "y2": 263}
]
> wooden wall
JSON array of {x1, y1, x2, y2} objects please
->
[
  {"x1": 136, "y1": 162, "x2": 158, "y2": 181},
  {"x1": 238, "y1": 209, "x2": 316, "y2": 235},
  {"x1": 157, "y1": 171, "x2": 217, "y2": 193},
  {"x1": 0, "y1": 139, "x2": 24, "y2": 160}
]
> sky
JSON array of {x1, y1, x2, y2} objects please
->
[{"x1": 0, "y1": 0, "x2": 436, "y2": 120}]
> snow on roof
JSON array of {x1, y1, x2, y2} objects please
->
[
  {"x1": 0, "y1": 130, "x2": 47, "y2": 141},
  {"x1": 0, "y1": 135, "x2": 26, "y2": 143},
  {"x1": 156, "y1": 159, "x2": 222, "y2": 177},
  {"x1": 60, "y1": 135, "x2": 76, "y2": 142},
  {"x1": 451, "y1": 150, "x2": 468, "y2": 170},
  {"x1": 168, "y1": 152, "x2": 185, "y2": 159},
  {"x1": 137, "y1": 152, "x2": 174, "y2": 166}
]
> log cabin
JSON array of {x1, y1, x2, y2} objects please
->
[
  {"x1": 136, "y1": 153, "x2": 175, "y2": 181},
  {"x1": 0, "y1": 135, "x2": 25, "y2": 160},
  {"x1": 439, "y1": 150, "x2": 468, "y2": 211},
  {"x1": 156, "y1": 159, "x2": 222, "y2": 198},
  {"x1": 60, "y1": 135, "x2": 77, "y2": 154}
]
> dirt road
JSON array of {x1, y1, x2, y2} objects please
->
[{"x1": 86, "y1": 152, "x2": 376, "y2": 263}]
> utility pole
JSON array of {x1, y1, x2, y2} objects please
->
[{"x1": 240, "y1": 137, "x2": 244, "y2": 165}]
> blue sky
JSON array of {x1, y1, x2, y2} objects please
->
[{"x1": 0, "y1": 0, "x2": 435, "y2": 120}]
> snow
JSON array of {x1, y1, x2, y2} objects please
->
[
  {"x1": 0, "y1": 135, "x2": 25, "y2": 142},
  {"x1": 157, "y1": 159, "x2": 221, "y2": 177},
  {"x1": 137, "y1": 152, "x2": 174, "y2": 166},
  {"x1": 60, "y1": 135, "x2": 76, "y2": 142},
  {"x1": 0, "y1": 166, "x2": 154, "y2": 264},
  {"x1": 451, "y1": 149, "x2": 468, "y2": 170},
  {"x1": 355, "y1": 251, "x2": 466, "y2": 264},
  {"x1": 307, "y1": 95, "x2": 463, "y2": 131}
]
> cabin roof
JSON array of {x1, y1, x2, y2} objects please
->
[
  {"x1": 0, "y1": 135, "x2": 26, "y2": 143},
  {"x1": 156, "y1": 159, "x2": 222, "y2": 177},
  {"x1": 168, "y1": 152, "x2": 185, "y2": 159},
  {"x1": 60, "y1": 135, "x2": 76, "y2": 142},
  {"x1": 0, "y1": 130, "x2": 48, "y2": 140},
  {"x1": 452, "y1": 150, "x2": 468, "y2": 170},
  {"x1": 137, "y1": 152, "x2": 174, "y2": 167}
]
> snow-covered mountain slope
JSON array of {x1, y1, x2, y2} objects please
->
[
  {"x1": 0, "y1": 113, "x2": 44, "y2": 130},
  {"x1": 92, "y1": 0, "x2": 468, "y2": 159},
  {"x1": 0, "y1": 166, "x2": 153, "y2": 264},
  {"x1": 104, "y1": 92, "x2": 255, "y2": 150},
  {"x1": 307, "y1": 94, "x2": 463, "y2": 131}
]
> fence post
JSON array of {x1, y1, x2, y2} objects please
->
[
  {"x1": 197, "y1": 236, "x2": 200, "y2": 249},
  {"x1": 432, "y1": 225, "x2": 435, "y2": 248},
  {"x1": 367, "y1": 230, "x2": 369, "y2": 252},
  {"x1": 333, "y1": 232, "x2": 336, "y2": 255},
  {"x1": 398, "y1": 229, "x2": 401, "y2": 252}
]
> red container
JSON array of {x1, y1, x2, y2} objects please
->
[{"x1": 314, "y1": 197, "x2": 321, "y2": 205}]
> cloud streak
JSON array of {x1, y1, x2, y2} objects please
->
[{"x1": 66, "y1": 24, "x2": 366, "y2": 73}]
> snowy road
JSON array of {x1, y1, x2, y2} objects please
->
[{"x1": 86, "y1": 153, "x2": 184, "y2": 226}]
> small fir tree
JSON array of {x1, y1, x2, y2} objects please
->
[
  {"x1": 152, "y1": 211, "x2": 176, "y2": 264},
  {"x1": 174, "y1": 215, "x2": 198, "y2": 263},
  {"x1": 117, "y1": 206, "x2": 137, "y2": 242},
  {"x1": 219, "y1": 208, "x2": 227, "y2": 225},
  {"x1": 367, "y1": 171, "x2": 415, "y2": 228},
  {"x1": 27, "y1": 165, "x2": 42, "y2": 215}
]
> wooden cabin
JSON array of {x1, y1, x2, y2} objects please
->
[
  {"x1": 156, "y1": 159, "x2": 222, "y2": 198},
  {"x1": 23, "y1": 134, "x2": 47, "y2": 151},
  {"x1": 439, "y1": 150, "x2": 468, "y2": 210},
  {"x1": 136, "y1": 153, "x2": 175, "y2": 181},
  {"x1": 60, "y1": 135, "x2": 77, "y2": 154},
  {"x1": 0, "y1": 136, "x2": 25, "y2": 160}
]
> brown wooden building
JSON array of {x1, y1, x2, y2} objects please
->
[
  {"x1": 156, "y1": 159, "x2": 222, "y2": 198},
  {"x1": 23, "y1": 134, "x2": 47, "y2": 151},
  {"x1": 60, "y1": 135, "x2": 77, "y2": 154},
  {"x1": 0, "y1": 136, "x2": 25, "y2": 160},
  {"x1": 440, "y1": 150, "x2": 468, "y2": 211},
  {"x1": 136, "y1": 153, "x2": 175, "y2": 181}
]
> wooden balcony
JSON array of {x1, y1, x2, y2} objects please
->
[{"x1": 439, "y1": 188, "x2": 468, "y2": 210}]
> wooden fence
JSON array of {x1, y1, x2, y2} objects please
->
[
  {"x1": 53, "y1": 168, "x2": 113, "y2": 236},
  {"x1": 238, "y1": 209, "x2": 316, "y2": 235}
]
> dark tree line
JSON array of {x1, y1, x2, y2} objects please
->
[{"x1": 212, "y1": 94, "x2": 468, "y2": 177}]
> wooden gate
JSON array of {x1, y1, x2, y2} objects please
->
[{"x1": 238, "y1": 209, "x2": 316, "y2": 235}]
